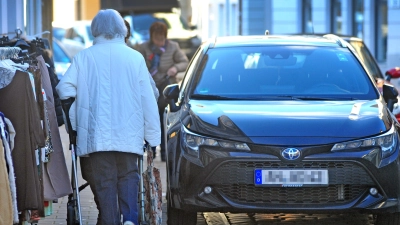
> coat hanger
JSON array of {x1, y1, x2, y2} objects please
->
[{"x1": 0, "y1": 47, "x2": 21, "y2": 60}]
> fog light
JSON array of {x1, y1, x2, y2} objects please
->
[
  {"x1": 370, "y1": 188, "x2": 378, "y2": 196},
  {"x1": 204, "y1": 186, "x2": 212, "y2": 194}
]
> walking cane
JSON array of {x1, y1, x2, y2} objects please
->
[{"x1": 61, "y1": 98, "x2": 83, "y2": 225}]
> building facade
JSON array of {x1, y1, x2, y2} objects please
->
[
  {"x1": 0, "y1": 0, "x2": 53, "y2": 41},
  {"x1": 194, "y1": 0, "x2": 400, "y2": 71}
]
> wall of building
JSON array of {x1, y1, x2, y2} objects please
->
[
  {"x1": 242, "y1": 0, "x2": 271, "y2": 35},
  {"x1": 53, "y1": 0, "x2": 76, "y2": 27},
  {"x1": 0, "y1": 0, "x2": 53, "y2": 39},
  {"x1": 193, "y1": 0, "x2": 239, "y2": 39},
  {"x1": 207, "y1": 0, "x2": 395, "y2": 70},
  {"x1": 0, "y1": 0, "x2": 24, "y2": 37},
  {"x1": 386, "y1": 2, "x2": 400, "y2": 71},
  {"x1": 81, "y1": 0, "x2": 100, "y2": 20},
  {"x1": 312, "y1": 0, "x2": 331, "y2": 33}
]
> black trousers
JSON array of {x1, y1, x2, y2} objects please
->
[{"x1": 80, "y1": 157, "x2": 101, "y2": 224}]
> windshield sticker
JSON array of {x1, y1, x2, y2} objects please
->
[{"x1": 336, "y1": 53, "x2": 348, "y2": 61}]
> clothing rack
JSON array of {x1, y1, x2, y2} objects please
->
[
  {"x1": 0, "y1": 28, "x2": 72, "y2": 224},
  {"x1": 0, "y1": 47, "x2": 21, "y2": 60},
  {"x1": 12, "y1": 51, "x2": 39, "y2": 65}
]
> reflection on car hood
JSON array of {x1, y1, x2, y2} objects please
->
[{"x1": 187, "y1": 99, "x2": 392, "y2": 145}]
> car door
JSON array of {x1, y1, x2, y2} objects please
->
[{"x1": 164, "y1": 45, "x2": 205, "y2": 190}]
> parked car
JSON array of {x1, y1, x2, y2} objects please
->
[
  {"x1": 163, "y1": 34, "x2": 400, "y2": 225},
  {"x1": 61, "y1": 20, "x2": 144, "y2": 51},
  {"x1": 124, "y1": 11, "x2": 201, "y2": 59},
  {"x1": 52, "y1": 38, "x2": 71, "y2": 80},
  {"x1": 62, "y1": 20, "x2": 93, "y2": 49},
  {"x1": 53, "y1": 26, "x2": 66, "y2": 41}
]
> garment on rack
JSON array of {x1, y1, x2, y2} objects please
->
[
  {"x1": 29, "y1": 66, "x2": 45, "y2": 121},
  {"x1": 0, "y1": 142, "x2": 12, "y2": 225},
  {"x1": 41, "y1": 51, "x2": 64, "y2": 126},
  {"x1": 0, "y1": 116, "x2": 18, "y2": 223},
  {"x1": 37, "y1": 55, "x2": 72, "y2": 200},
  {"x1": 0, "y1": 70, "x2": 45, "y2": 211}
]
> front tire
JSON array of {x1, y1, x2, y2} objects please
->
[
  {"x1": 375, "y1": 213, "x2": 400, "y2": 225},
  {"x1": 167, "y1": 199, "x2": 197, "y2": 225}
]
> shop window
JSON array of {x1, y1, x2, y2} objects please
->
[
  {"x1": 353, "y1": 0, "x2": 364, "y2": 38},
  {"x1": 376, "y1": 0, "x2": 387, "y2": 62},
  {"x1": 331, "y1": 0, "x2": 342, "y2": 34},
  {"x1": 302, "y1": 0, "x2": 313, "y2": 33}
]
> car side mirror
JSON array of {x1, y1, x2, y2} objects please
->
[
  {"x1": 163, "y1": 84, "x2": 181, "y2": 112},
  {"x1": 383, "y1": 83, "x2": 399, "y2": 112},
  {"x1": 385, "y1": 67, "x2": 400, "y2": 81}
]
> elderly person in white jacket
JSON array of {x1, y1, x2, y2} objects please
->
[{"x1": 56, "y1": 9, "x2": 160, "y2": 225}]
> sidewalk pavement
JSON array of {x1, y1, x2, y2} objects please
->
[{"x1": 38, "y1": 125, "x2": 168, "y2": 225}]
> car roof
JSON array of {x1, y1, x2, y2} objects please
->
[
  {"x1": 208, "y1": 35, "x2": 349, "y2": 48},
  {"x1": 286, "y1": 33, "x2": 364, "y2": 42}
]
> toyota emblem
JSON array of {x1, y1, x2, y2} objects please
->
[{"x1": 281, "y1": 148, "x2": 301, "y2": 160}]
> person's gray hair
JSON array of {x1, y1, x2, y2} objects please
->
[{"x1": 91, "y1": 9, "x2": 127, "y2": 39}]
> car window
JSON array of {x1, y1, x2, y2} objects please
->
[
  {"x1": 52, "y1": 41, "x2": 71, "y2": 63},
  {"x1": 348, "y1": 40, "x2": 383, "y2": 80},
  {"x1": 192, "y1": 46, "x2": 378, "y2": 100},
  {"x1": 179, "y1": 46, "x2": 203, "y2": 99}
]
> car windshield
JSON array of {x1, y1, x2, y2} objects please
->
[{"x1": 192, "y1": 46, "x2": 378, "y2": 100}]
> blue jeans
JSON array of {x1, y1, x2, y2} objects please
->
[{"x1": 89, "y1": 151, "x2": 139, "y2": 225}]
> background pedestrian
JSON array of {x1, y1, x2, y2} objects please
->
[{"x1": 137, "y1": 21, "x2": 188, "y2": 161}]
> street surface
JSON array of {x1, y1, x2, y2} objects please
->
[{"x1": 37, "y1": 125, "x2": 376, "y2": 225}]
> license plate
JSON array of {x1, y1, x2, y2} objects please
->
[{"x1": 254, "y1": 169, "x2": 329, "y2": 187}]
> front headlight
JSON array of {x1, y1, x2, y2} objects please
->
[
  {"x1": 331, "y1": 125, "x2": 399, "y2": 159},
  {"x1": 182, "y1": 125, "x2": 250, "y2": 157}
]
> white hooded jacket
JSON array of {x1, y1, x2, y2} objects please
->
[{"x1": 56, "y1": 36, "x2": 161, "y2": 156}]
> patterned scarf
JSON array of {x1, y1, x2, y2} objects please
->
[{"x1": 149, "y1": 41, "x2": 167, "y2": 76}]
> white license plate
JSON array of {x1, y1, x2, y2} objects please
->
[{"x1": 254, "y1": 169, "x2": 329, "y2": 187}]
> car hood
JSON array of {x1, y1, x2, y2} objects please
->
[{"x1": 185, "y1": 99, "x2": 393, "y2": 145}]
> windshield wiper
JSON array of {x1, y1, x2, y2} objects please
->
[
  {"x1": 191, "y1": 94, "x2": 243, "y2": 100},
  {"x1": 191, "y1": 94, "x2": 359, "y2": 101},
  {"x1": 278, "y1": 95, "x2": 359, "y2": 100}
]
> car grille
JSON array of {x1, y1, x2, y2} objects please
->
[{"x1": 207, "y1": 161, "x2": 375, "y2": 204}]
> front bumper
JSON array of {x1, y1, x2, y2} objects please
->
[{"x1": 168, "y1": 145, "x2": 400, "y2": 214}]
